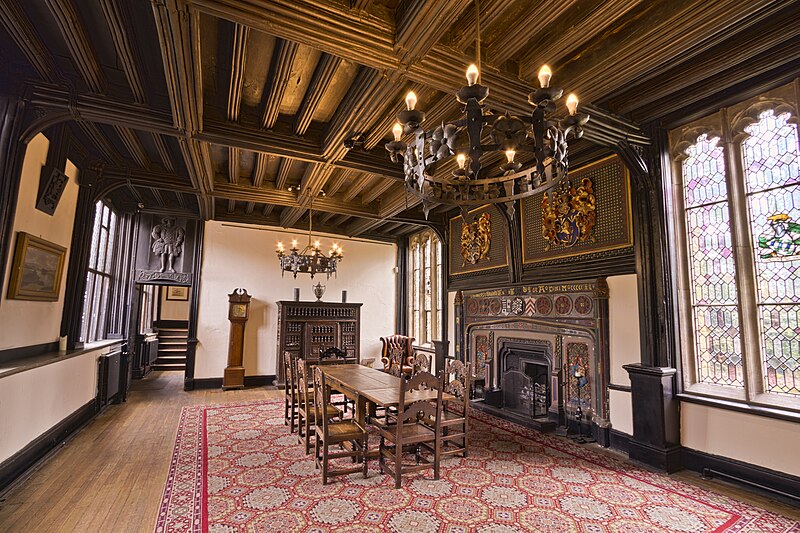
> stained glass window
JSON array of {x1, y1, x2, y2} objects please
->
[
  {"x1": 673, "y1": 90, "x2": 800, "y2": 406},
  {"x1": 681, "y1": 135, "x2": 743, "y2": 387},
  {"x1": 408, "y1": 230, "x2": 442, "y2": 346},
  {"x1": 743, "y1": 110, "x2": 800, "y2": 396}
]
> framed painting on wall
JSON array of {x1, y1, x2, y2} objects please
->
[
  {"x1": 166, "y1": 285, "x2": 189, "y2": 301},
  {"x1": 7, "y1": 232, "x2": 67, "y2": 301}
]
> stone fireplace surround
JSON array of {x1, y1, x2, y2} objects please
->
[{"x1": 454, "y1": 279, "x2": 611, "y2": 444}]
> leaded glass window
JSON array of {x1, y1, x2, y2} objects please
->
[
  {"x1": 743, "y1": 110, "x2": 800, "y2": 396},
  {"x1": 408, "y1": 229, "x2": 442, "y2": 346},
  {"x1": 681, "y1": 134, "x2": 743, "y2": 388},
  {"x1": 671, "y1": 85, "x2": 800, "y2": 409},
  {"x1": 80, "y1": 201, "x2": 119, "y2": 343}
]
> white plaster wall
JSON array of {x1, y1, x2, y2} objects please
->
[
  {"x1": 195, "y1": 221, "x2": 396, "y2": 378},
  {"x1": 682, "y1": 402, "x2": 800, "y2": 477},
  {"x1": 0, "y1": 348, "x2": 103, "y2": 463},
  {"x1": 0, "y1": 134, "x2": 80, "y2": 350},
  {"x1": 608, "y1": 274, "x2": 640, "y2": 387},
  {"x1": 608, "y1": 389, "x2": 633, "y2": 435},
  {"x1": 160, "y1": 287, "x2": 190, "y2": 321}
]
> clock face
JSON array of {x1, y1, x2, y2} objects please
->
[{"x1": 231, "y1": 303, "x2": 248, "y2": 318}]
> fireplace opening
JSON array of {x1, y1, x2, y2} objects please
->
[{"x1": 498, "y1": 341, "x2": 552, "y2": 419}]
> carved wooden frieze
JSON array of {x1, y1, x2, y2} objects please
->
[{"x1": 522, "y1": 155, "x2": 632, "y2": 264}]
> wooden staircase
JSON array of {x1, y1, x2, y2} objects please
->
[{"x1": 154, "y1": 326, "x2": 188, "y2": 371}]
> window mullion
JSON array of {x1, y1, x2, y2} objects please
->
[{"x1": 722, "y1": 113, "x2": 763, "y2": 401}]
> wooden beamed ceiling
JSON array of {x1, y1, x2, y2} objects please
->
[{"x1": 2, "y1": 0, "x2": 799, "y2": 240}]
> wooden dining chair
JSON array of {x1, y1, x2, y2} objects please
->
[
  {"x1": 376, "y1": 371, "x2": 444, "y2": 489},
  {"x1": 312, "y1": 366, "x2": 368, "y2": 484},
  {"x1": 317, "y1": 346, "x2": 353, "y2": 414},
  {"x1": 412, "y1": 351, "x2": 432, "y2": 375},
  {"x1": 296, "y1": 360, "x2": 342, "y2": 454},
  {"x1": 439, "y1": 359, "x2": 472, "y2": 458},
  {"x1": 283, "y1": 351, "x2": 303, "y2": 432}
]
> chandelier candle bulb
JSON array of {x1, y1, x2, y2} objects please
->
[
  {"x1": 291, "y1": 239, "x2": 298, "y2": 249},
  {"x1": 505, "y1": 149, "x2": 516, "y2": 163},
  {"x1": 457, "y1": 153, "x2": 467, "y2": 169},
  {"x1": 466, "y1": 64, "x2": 479, "y2": 86},
  {"x1": 566, "y1": 93, "x2": 579, "y2": 115},
  {"x1": 538, "y1": 65, "x2": 552, "y2": 88},
  {"x1": 392, "y1": 122, "x2": 403, "y2": 141},
  {"x1": 405, "y1": 91, "x2": 417, "y2": 111}
]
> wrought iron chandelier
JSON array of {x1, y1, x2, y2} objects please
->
[
  {"x1": 385, "y1": 2, "x2": 589, "y2": 216},
  {"x1": 275, "y1": 195, "x2": 343, "y2": 279}
]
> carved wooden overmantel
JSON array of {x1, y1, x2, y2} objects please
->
[
  {"x1": 133, "y1": 213, "x2": 200, "y2": 286},
  {"x1": 457, "y1": 279, "x2": 611, "y2": 444}
]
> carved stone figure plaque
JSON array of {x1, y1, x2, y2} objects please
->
[{"x1": 134, "y1": 214, "x2": 198, "y2": 286}]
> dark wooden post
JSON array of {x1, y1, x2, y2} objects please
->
[
  {"x1": 60, "y1": 170, "x2": 98, "y2": 349},
  {"x1": 0, "y1": 96, "x2": 27, "y2": 304}
]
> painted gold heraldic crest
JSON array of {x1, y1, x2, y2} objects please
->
[
  {"x1": 461, "y1": 212, "x2": 491, "y2": 266},
  {"x1": 542, "y1": 177, "x2": 596, "y2": 250}
]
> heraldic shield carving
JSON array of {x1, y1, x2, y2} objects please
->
[
  {"x1": 542, "y1": 177, "x2": 597, "y2": 250},
  {"x1": 461, "y1": 212, "x2": 491, "y2": 266}
]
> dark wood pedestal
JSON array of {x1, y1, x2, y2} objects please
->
[{"x1": 623, "y1": 363, "x2": 681, "y2": 472}]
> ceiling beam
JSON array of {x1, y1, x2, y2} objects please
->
[
  {"x1": 274, "y1": 158, "x2": 293, "y2": 190},
  {"x1": 324, "y1": 168, "x2": 352, "y2": 196},
  {"x1": 212, "y1": 181, "x2": 381, "y2": 218},
  {"x1": 294, "y1": 53, "x2": 342, "y2": 136},
  {"x1": 99, "y1": 0, "x2": 147, "y2": 103},
  {"x1": 261, "y1": 203, "x2": 275, "y2": 217},
  {"x1": 360, "y1": 176, "x2": 394, "y2": 204},
  {"x1": 0, "y1": 0, "x2": 59, "y2": 82},
  {"x1": 280, "y1": 207, "x2": 306, "y2": 228},
  {"x1": 151, "y1": 133, "x2": 175, "y2": 173},
  {"x1": 517, "y1": 0, "x2": 642, "y2": 79},
  {"x1": 228, "y1": 147, "x2": 240, "y2": 184},
  {"x1": 113, "y1": 126, "x2": 150, "y2": 168},
  {"x1": 298, "y1": 163, "x2": 336, "y2": 204},
  {"x1": 227, "y1": 199, "x2": 236, "y2": 213},
  {"x1": 191, "y1": 0, "x2": 397, "y2": 71},
  {"x1": 187, "y1": 1, "x2": 643, "y2": 148},
  {"x1": 44, "y1": 0, "x2": 105, "y2": 93},
  {"x1": 343, "y1": 172, "x2": 373, "y2": 202},
  {"x1": 394, "y1": 0, "x2": 472, "y2": 66},
  {"x1": 78, "y1": 122, "x2": 124, "y2": 166},
  {"x1": 261, "y1": 39, "x2": 299, "y2": 129},
  {"x1": 151, "y1": 0, "x2": 213, "y2": 216},
  {"x1": 252, "y1": 152, "x2": 269, "y2": 187},
  {"x1": 244, "y1": 201, "x2": 255, "y2": 214},
  {"x1": 487, "y1": 0, "x2": 580, "y2": 66},
  {"x1": 553, "y1": 0, "x2": 782, "y2": 104},
  {"x1": 227, "y1": 23, "x2": 249, "y2": 122}
]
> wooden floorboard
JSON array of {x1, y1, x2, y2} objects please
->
[{"x1": 0, "y1": 371, "x2": 796, "y2": 532}]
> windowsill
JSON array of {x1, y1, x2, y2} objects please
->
[
  {"x1": 0, "y1": 339, "x2": 123, "y2": 380},
  {"x1": 677, "y1": 392, "x2": 800, "y2": 424}
]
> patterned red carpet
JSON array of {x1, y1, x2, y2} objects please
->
[{"x1": 155, "y1": 400, "x2": 798, "y2": 532}]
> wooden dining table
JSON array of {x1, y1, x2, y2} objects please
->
[{"x1": 317, "y1": 364, "x2": 456, "y2": 432}]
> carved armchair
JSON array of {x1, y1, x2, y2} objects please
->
[{"x1": 380, "y1": 335, "x2": 415, "y2": 375}]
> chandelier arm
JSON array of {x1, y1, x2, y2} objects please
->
[
  {"x1": 404, "y1": 177, "x2": 559, "y2": 206},
  {"x1": 421, "y1": 164, "x2": 549, "y2": 186}
]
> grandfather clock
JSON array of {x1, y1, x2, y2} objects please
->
[{"x1": 223, "y1": 288, "x2": 251, "y2": 390}]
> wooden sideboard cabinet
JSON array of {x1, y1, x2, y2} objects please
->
[{"x1": 276, "y1": 300, "x2": 362, "y2": 384}]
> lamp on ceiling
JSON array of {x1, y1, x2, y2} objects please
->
[
  {"x1": 384, "y1": 1, "x2": 589, "y2": 217},
  {"x1": 276, "y1": 191, "x2": 343, "y2": 278}
]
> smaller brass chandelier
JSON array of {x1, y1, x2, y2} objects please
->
[{"x1": 276, "y1": 198, "x2": 343, "y2": 279}]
